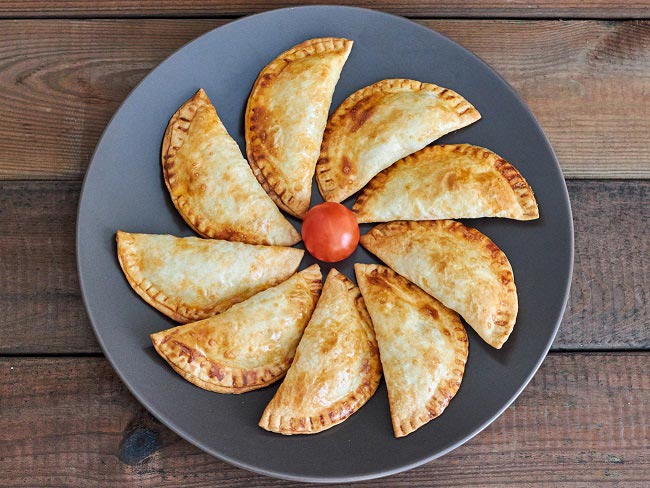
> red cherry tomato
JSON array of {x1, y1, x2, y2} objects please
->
[{"x1": 301, "y1": 202, "x2": 360, "y2": 262}]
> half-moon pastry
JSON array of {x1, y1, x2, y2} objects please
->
[
  {"x1": 316, "y1": 79, "x2": 481, "y2": 203},
  {"x1": 259, "y1": 269, "x2": 381, "y2": 434},
  {"x1": 116, "y1": 231, "x2": 304, "y2": 323},
  {"x1": 151, "y1": 265, "x2": 322, "y2": 393},
  {"x1": 360, "y1": 220, "x2": 517, "y2": 349},
  {"x1": 246, "y1": 38, "x2": 353, "y2": 218},
  {"x1": 355, "y1": 264, "x2": 468, "y2": 437},
  {"x1": 162, "y1": 88, "x2": 300, "y2": 246},
  {"x1": 353, "y1": 144, "x2": 539, "y2": 223}
]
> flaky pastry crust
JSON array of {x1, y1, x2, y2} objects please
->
[
  {"x1": 353, "y1": 144, "x2": 538, "y2": 223},
  {"x1": 116, "y1": 231, "x2": 303, "y2": 323},
  {"x1": 151, "y1": 265, "x2": 322, "y2": 393},
  {"x1": 162, "y1": 88, "x2": 300, "y2": 245},
  {"x1": 245, "y1": 38, "x2": 353, "y2": 218},
  {"x1": 316, "y1": 79, "x2": 481, "y2": 203},
  {"x1": 360, "y1": 220, "x2": 517, "y2": 349},
  {"x1": 259, "y1": 269, "x2": 381, "y2": 434},
  {"x1": 355, "y1": 264, "x2": 468, "y2": 437}
]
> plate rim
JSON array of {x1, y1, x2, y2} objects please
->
[{"x1": 76, "y1": 5, "x2": 575, "y2": 483}]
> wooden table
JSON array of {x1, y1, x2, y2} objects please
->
[{"x1": 1, "y1": 2, "x2": 648, "y2": 486}]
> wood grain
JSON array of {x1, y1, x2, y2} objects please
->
[
  {"x1": 561, "y1": 180, "x2": 649, "y2": 350},
  {"x1": 1, "y1": 353, "x2": 647, "y2": 486},
  {"x1": 0, "y1": 180, "x2": 647, "y2": 354},
  {"x1": 0, "y1": 19, "x2": 650, "y2": 179},
  {"x1": 0, "y1": 1, "x2": 649, "y2": 19},
  {"x1": 0, "y1": 181, "x2": 90, "y2": 353}
]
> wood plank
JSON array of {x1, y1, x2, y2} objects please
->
[
  {"x1": 0, "y1": 181, "x2": 91, "y2": 353},
  {"x1": 561, "y1": 180, "x2": 649, "y2": 350},
  {"x1": 0, "y1": 19, "x2": 649, "y2": 179},
  {"x1": 0, "y1": 1, "x2": 649, "y2": 19},
  {"x1": 0, "y1": 180, "x2": 647, "y2": 354},
  {"x1": 1, "y1": 353, "x2": 647, "y2": 486}
]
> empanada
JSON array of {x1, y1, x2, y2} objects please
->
[
  {"x1": 259, "y1": 269, "x2": 381, "y2": 434},
  {"x1": 355, "y1": 264, "x2": 468, "y2": 437},
  {"x1": 353, "y1": 144, "x2": 539, "y2": 223},
  {"x1": 162, "y1": 89, "x2": 300, "y2": 246},
  {"x1": 116, "y1": 231, "x2": 303, "y2": 323},
  {"x1": 246, "y1": 38, "x2": 353, "y2": 218},
  {"x1": 151, "y1": 265, "x2": 322, "y2": 393},
  {"x1": 316, "y1": 79, "x2": 481, "y2": 202},
  {"x1": 360, "y1": 220, "x2": 517, "y2": 349}
]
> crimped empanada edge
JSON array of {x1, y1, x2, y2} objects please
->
[
  {"x1": 151, "y1": 331, "x2": 292, "y2": 394},
  {"x1": 258, "y1": 374, "x2": 380, "y2": 435},
  {"x1": 472, "y1": 145, "x2": 539, "y2": 220},
  {"x1": 246, "y1": 37, "x2": 353, "y2": 218},
  {"x1": 116, "y1": 231, "x2": 304, "y2": 324},
  {"x1": 149, "y1": 265, "x2": 323, "y2": 394},
  {"x1": 116, "y1": 231, "x2": 198, "y2": 323},
  {"x1": 360, "y1": 220, "x2": 517, "y2": 349},
  {"x1": 258, "y1": 269, "x2": 382, "y2": 435},
  {"x1": 161, "y1": 89, "x2": 221, "y2": 240},
  {"x1": 353, "y1": 143, "x2": 539, "y2": 222},
  {"x1": 298, "y1": 264, "x2": 324, "y2": 304},
  {"x1": 316, "y1": 78, "x2": 482, "y2": 202},
  {"x1": 429, "y1": 144, "x2": 539, "y2": 220},
  {"x1": 351, "y1": 167, "x2": 392, "y2": 223},
  {"x1": 355, "y1": 264, "x2": 470, "y2": 438},
  {"x1": 162, "y1": 89, "x2": 301, "y2": 245}
]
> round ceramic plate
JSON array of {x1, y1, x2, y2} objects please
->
[{"x1": 77, "y1": 6, "x2": 573, "y2": 483}]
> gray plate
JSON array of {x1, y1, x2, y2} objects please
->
[{"x1": 77, "y1": 6, "x2": 573, "y2": 483}]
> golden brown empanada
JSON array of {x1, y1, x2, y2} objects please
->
[
  {"x1": 353, "y1": 144, "x2": 539, "y2": 223},
  {"x1": 360, "y1": 220, "x2": 517, "y2": 349},
  {"x1": 316, "y1": 79, "x2": 481, "y2": 203},
  {"x1": 259, "y1": 269, "x2": 381, "y2": 434},
  {"x1": 162, "y1": 88, "x2": 300, "y2": 246},
  {"x1": 246, "y1": 38, "x2": 353, "y2": 218},
  {"x1": 150, "y1": 265, "x2": 322, "y2": 393},
  {"x1": 116, "y1": 231, "x2": 303, "y2": 323},
  {"x1": 355, "y1": 264, "x2": 468, "y2": 437}
]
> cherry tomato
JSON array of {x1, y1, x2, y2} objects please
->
[{"x1": 301, "y1": 202, "x2": 360, "y2": 262}]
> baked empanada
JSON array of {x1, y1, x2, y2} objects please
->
[
  {"x1": 259, "y1": 269, "x2": 381, "y2": 434},
  {"x1": 316, "y1": 79, "x2": 481, "y2": 202},
  {"x1": 151, "y1": 265, "x2": 322, "y2": 393},
  {"x1": 162, "y1": 89, "x2": 300, "y2": 246},
  {"x1": 355, "y1": 264, "x2": 468, "y2": 437},
  {"x1": 360, "y1": 220, "x2": 517, "y2": 349},
  {"x1": 353, "y1": 144, "x2": 539, "y2": 223},
  {"x1": 116, "y1": 231, "x2": 303, "y2": 323},
  {"x1": 246, "y1": 38, "x2": 353, "y2": 218}
]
